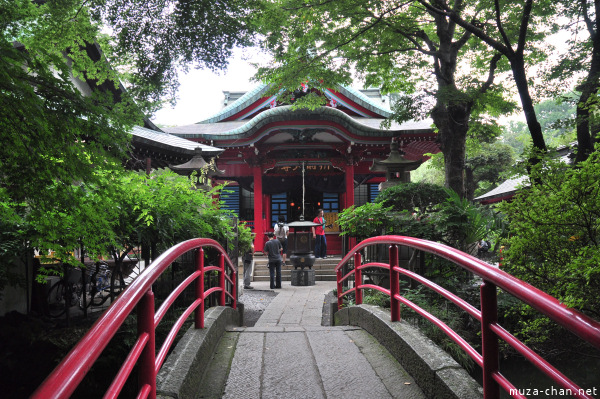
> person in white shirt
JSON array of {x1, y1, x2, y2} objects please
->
[{"x1": 274, "y1": 215, "x2": 289, "y2": 264}]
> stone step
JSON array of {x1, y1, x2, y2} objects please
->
[
  {"x1": 253, "y1": 271, "x2": 337, "y2": 279},
  {"x1": 253, "y1": 274, "x2": 337, "y2": 282},
  {"x1": 253, "y1": 263, "x2": 339, "y2": 272},
  {"x1": 251, "y1": 256, "x2": 341, "y2": 282}
]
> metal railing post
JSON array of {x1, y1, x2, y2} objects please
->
[
  {"x1": 195, "y1": 248, "x2": 205, "y2": 329},
  {"x1": 354, "y1": 252, "x2": 362, "y2": 305},
  {"x1": 389, "y1": 244, "x2": 400, "y2": 322},
  {"x1": 231, "y1": 261, "x2": 237, "y2": 310},
  {"x1": 138, "y1": 290, "x2": 156, "y2": 399},
  {"x1": 336, "y1": 268, "x2": 343, "y2": 309},
  {"x1": 219, "y1": 253, "x2": 226, "y2": 306},
  {"x1": 480, "y1": 280, "x2": 500, "y2": 399}
]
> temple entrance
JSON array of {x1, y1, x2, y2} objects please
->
[
  {"x1": 288, "y1": 186, "x2": 322, "y2": 222},
  {"x1": 271, "y1": 186, "x2": 340, "y2": 225}
]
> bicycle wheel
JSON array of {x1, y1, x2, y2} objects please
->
[
  {"x1": 110, "y1": 268, "x2": 125, "y2": 299},
  {"x1": 47, "y1": 281, "x2": 67, "y2": 318},
  {"x1": 82, "y1": 273, "x2": 111, "y2": 308}
]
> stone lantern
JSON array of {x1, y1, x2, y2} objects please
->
[
  {"x1": 370, "y1": 140, "x2": 422, "y2": 190},
  {"x1": 170, "y1": 147, "x2": 224, "y2": 190},
  {"x1": 286, "y1": 217, "x2": 320, "y2": 286}
]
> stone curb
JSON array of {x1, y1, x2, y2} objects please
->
[
  {"x1": 156, "y1": 306, "x2": 243, "y2": 399},
  {"x1": 334, "y1": 304, "x2": 483, "y2": 399}
]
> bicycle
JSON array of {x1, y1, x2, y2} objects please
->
[
  {"x1": 46, "y1": 261, "x2": 126, "y2": 318},
  {"x1": 46, "y1": 264, "x2": 85, "y2": 318},
  {"x1": 81, "y1": 261, "x2": 126, "y2": 308}
]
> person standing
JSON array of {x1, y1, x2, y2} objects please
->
[
  {"x1": 264, "y1": 232, "x2": 283, "y2": 289},
  {"x1": 274, "y1": 215, "x2": 289, "y2": 264},
  {"x1": 312, "y1": 209, "x2": 327, "y2": 259},
  {"x1": 243, "y1": 243, "x2": 254, "y2": 289}
]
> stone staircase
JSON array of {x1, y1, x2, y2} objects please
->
[{"x1": 252, "y1": 255, "x2": 340, "y2": 282}]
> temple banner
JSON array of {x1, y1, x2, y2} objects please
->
[{"x1": 324, "y1": 212, "x2": 339, "y2": 233}]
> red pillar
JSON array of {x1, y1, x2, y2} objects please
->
[
  {"x1": 345, "y1": 163, "x2": 356, "y2": 250},
  {"x1": 345, "y1": 163, "x2": 354, "y2": 208},
  {"x1": 253, "y1": 165, "x2": 264, "y2": 252},
  {"x1": 264, "y1": 191, "x2": 270, "y2": 231}
]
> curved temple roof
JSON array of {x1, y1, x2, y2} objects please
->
[
  {"x1": 130, "y1": 126, "x2": 223, "y2": 156},
  {"x1": 197, "y1": 83, "x2": 394, "y2": 124},
  {"x1": 165, "y1": 105, "x2": 432, "y2": 143}
]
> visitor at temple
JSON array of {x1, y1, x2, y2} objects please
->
[
  {"x1": 274, "y1": 215, "x2": 289, "y2": 264},
  {"x1": 312, "y1": 209, "x2": 328, "y2": 259},
  {"x1": 243, "y1": 242, "x2": 254, "y2": 289},
  {"x1": 264, "y1": 232, "x2": 283, "y2": 289}
]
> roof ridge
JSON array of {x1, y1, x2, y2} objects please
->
[{"x1": 198, "y1": 83, "x2": 270, "y2": 124}]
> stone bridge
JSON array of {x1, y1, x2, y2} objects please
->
[{"x1": 156, "y1": 280, "x2": 482, "y2": 399}]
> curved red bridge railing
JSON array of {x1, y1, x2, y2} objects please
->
[
  {"x1": 32, "y1": 238, "x2": 237, "y2": 399},
  {"x1": 336, "y1": 235, "x2": 600, "y2": 399}
]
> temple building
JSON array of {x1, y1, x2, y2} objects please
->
[{"x1": 164, "y1": 84, "x2": 440, "y2": 252}]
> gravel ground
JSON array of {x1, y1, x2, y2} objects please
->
[{"x1": 238, "y1": 290, "x2": 279, "y2": 327}]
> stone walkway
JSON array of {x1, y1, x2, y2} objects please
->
[{"x1": 221, "y1": 281, "x2": 425, "y2": 399}]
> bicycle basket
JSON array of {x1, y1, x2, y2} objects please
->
[{"x1": 64, "y1": 266, "x2": 82, "y2": 284}]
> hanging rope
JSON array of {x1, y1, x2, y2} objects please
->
[{"x1": 302, "y1": 161, "x2": 306, "y2": 220}]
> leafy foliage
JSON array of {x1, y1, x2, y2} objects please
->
[
  {"x1": 0, "y1": 0, "x2": 254, "y2": 287},
  {"x1": 253, "y1": 0, "x2": 518, "y2": 196},
  {"x1": 499, "y1": 151, "x2": 600, "y2": 318},
  {"x1": 375, "y1": 182, "x2": 448, "y2": 216},
  {"x1": 90, "y1": 0, "x2": 258, "y2": 109},
  {"x1": 400, "y1": 284, "x2": 477, "y2": 372},
  {"x1": 500, "y1": 97, "x2": 577, "y2": 157},
  {"x1": 429, "y1": 189, "x2": 495, "y2": 251},
  {"x1": 337, "y1": 202, "x2": 394, "y2": 239},
  {"x1": 341, "y1": 182, "x2": 498, "y2": 252},
  {"x1": 545, "y1": 0, "x2": 600, "y2": 162},
  {"x1": 465, "y1": 141, "x2": 516, "y2": 200}
]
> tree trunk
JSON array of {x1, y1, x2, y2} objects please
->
[
  {"x1": 510, "y1": 57, "x2": 546, "y2": 153},
  {"x1": 432, "y1": 101, "x2": 470, "y2": 197},
  {"x1": 575, "y1": 92, "x2": 595, "y2": 163},
  {"x1": 465, "y1": 165, "x2": 475, "y2": 201},
  {"x1": 574, "y1": 26, "x2": 600, "y2": 163}
]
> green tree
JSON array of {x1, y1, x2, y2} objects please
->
[
  {"x1": 498, "y1": 151, "x2": 600, "y2": 341},
  {"x1": 501, "y1": 97, "x2": 577, "y2": 158},
  {"x1": 255, "y1": 0, "x2": 513, "y2": 197},
  {"x1": 547, "y1": 0, "x2": 600, "y2": 162},
  {"x1": 1, "y1": 0, "x2": 257, "y2": 286},
  {"x1": 375, "y1": 182, "x2": 448, "y2": 216},
  {"x1": 89, "y1": 0, "x2": 258, "y2": 109},
  {"x1": 499, "y1": 153, "x2": 600, "y2": 313},
  {"x1": 465, "y1": 141, "x2": 515, "y2": 200},
  {"x1": 338, "y1": 202, "x2": 395, "y2": 240},
  {"x1": 1, "y1": 0, "x2": 257, "y2": 215},
  {"x1": 420, "y1": 0, "x2": 558, "y2": 156},
  {"x1": 341, "y1": 183, "x2": 496, "y2": 252}
]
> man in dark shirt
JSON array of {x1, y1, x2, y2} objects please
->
[{"x1": 264, "y1": 232, "x2": 283, "y2": 289}]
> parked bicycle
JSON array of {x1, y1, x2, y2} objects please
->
[{"x1": 47, "y1": 261, "x2": 125, "y2": 318}]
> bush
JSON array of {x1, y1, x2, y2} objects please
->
[{"x1": 498, "y1": 151, "x2": 600, "y2": 349}]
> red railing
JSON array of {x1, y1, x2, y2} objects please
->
[
  {"x1": 32, "y1": 238, "x2": 237, "y2": 399},
  {"x1": 336, "y1": 236, "x2": 600, "y2": 399}
]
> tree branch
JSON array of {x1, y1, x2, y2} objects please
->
[
  {"x1": 580, "y1": 0, "x2": 598, "y2": 41},
  {"x1": 480, "y1": 53, "x2": 502, "y2": 93},
  {"x1": 315, "y1": 3, "x2": 407, "y2": 63},
  {"x1": 417, "y1": 0, "x2": 510, "y2": 57},
  {"x1": 493, "y1": 0, "x2": 513, "y2": 52},
  {"x1": 516, "y1": 0, "x2": 534, "y2": 57},
  {"x1": 452, "y1": 28, "x2": 472, "y2": 51}
]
